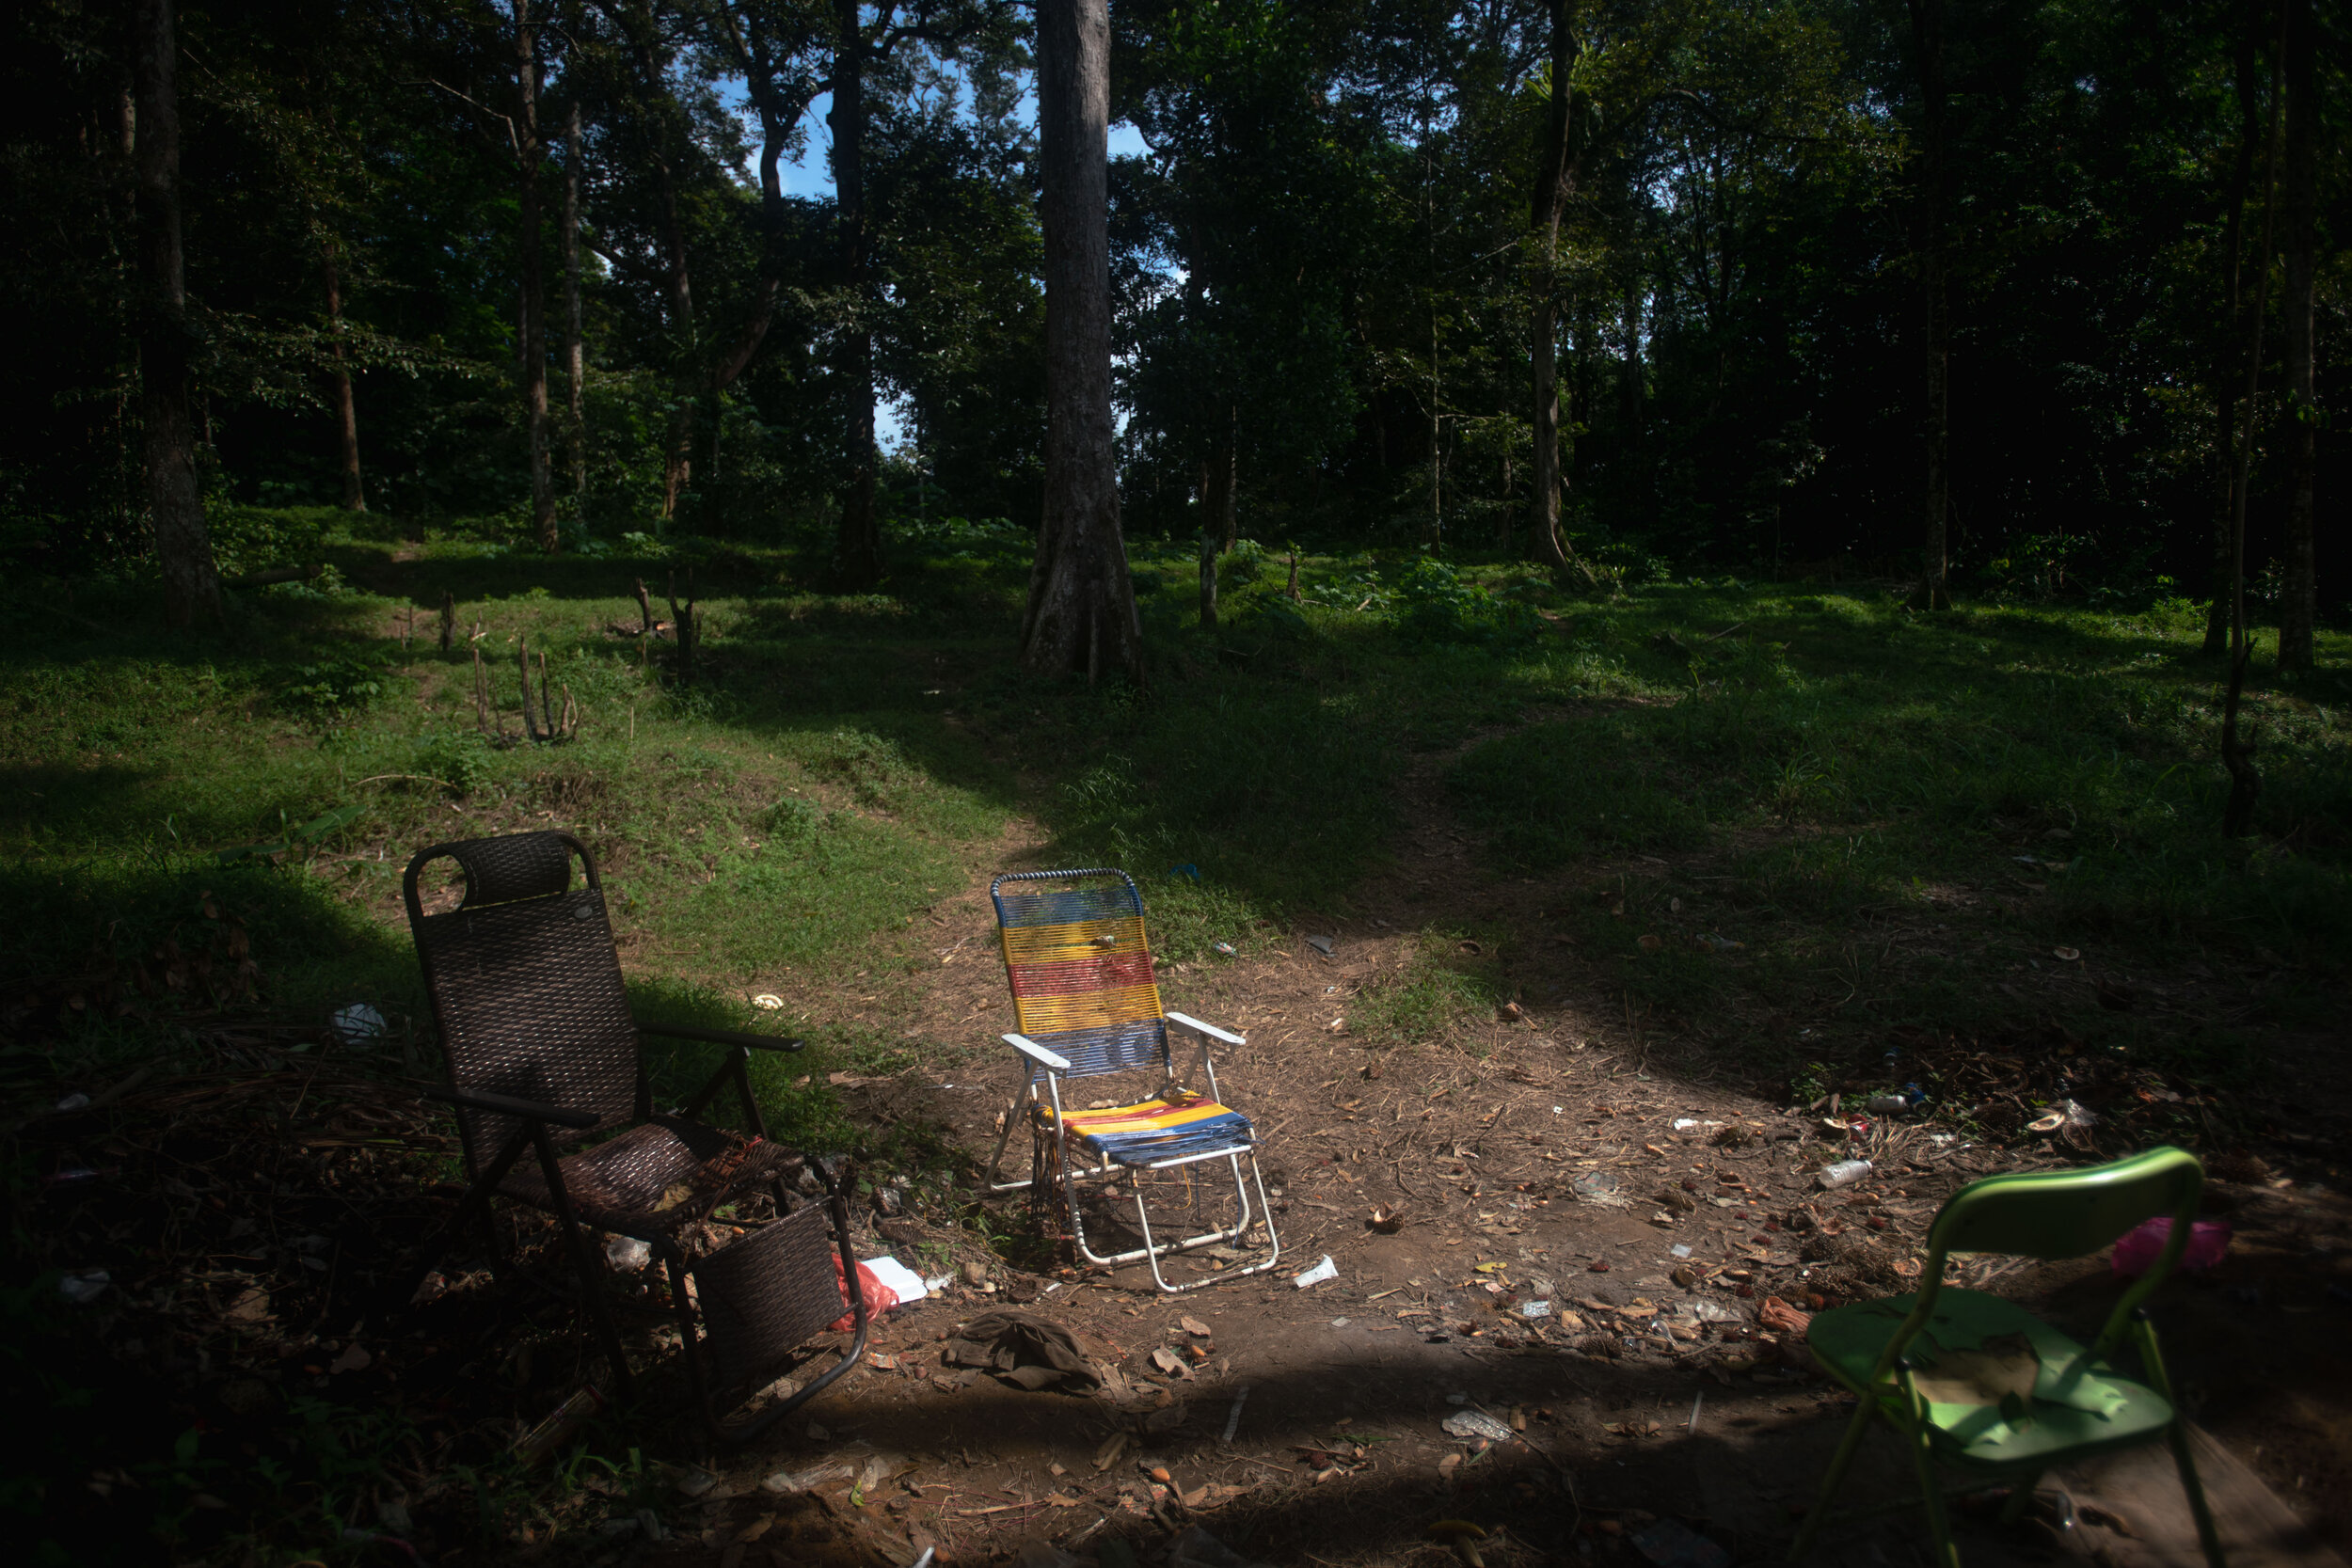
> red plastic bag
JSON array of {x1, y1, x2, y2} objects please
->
[
  {"x1": 2110, "y1": 1216, "x2": 2231, "y2": 1278},
  {"x1": 829, "y1": 1255, "x2": 898, "y2": 1331}
]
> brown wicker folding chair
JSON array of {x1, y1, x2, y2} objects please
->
[{"x1": 402, "y1": 830, "x2": 868, "y2": 1442}]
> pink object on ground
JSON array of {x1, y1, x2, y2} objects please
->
[{"x1": 2110, "y1": 1215, "x2": 2232, "y2": 1278}]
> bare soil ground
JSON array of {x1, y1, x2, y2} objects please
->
[
  {"x1": 21, "y1": 736, "x2": 2352, "y2": 1568},
  {"x1": 598, "y1": 752, "x2": 2352, "y2": 1568}
]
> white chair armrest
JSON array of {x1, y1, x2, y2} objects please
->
[
  {"x1": 1004, "y1": 1033, "x2": 1073, "y2": 1073},
  {"x1": 1166, "y1": 1011, "x2": 1245, "y2": 1049}
]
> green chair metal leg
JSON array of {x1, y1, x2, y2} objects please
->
[
  {"x1": 2165, "y1": 1420, "x2": 2228, "y2": 1568},
  {"x1": 1897, "y1": 1366, "x2": 1964, "y2": 1568},
  {"x1": 2136, "y1": 1313, "x2": 2228, "y2": 1568},
  {"x1": 1997, "y1": 1468, "x2": 2044, "y2": 1526},
  {"x1": 1788, "y1": 1393, "x2": 1882, "y2": 1562}
]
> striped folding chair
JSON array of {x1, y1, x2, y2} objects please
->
[{"x1": 983, "y1": 868, "x2": 1279, "y2": 1292}]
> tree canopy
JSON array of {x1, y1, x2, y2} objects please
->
[{"x1": 1, "y1": 0, "x2": 2342, "y2": 634}]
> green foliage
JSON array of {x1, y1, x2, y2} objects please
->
[{"x1": 205, "y1": 506, "x2": 336, "y2": 578}]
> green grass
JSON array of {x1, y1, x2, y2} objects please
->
[{"x1": 8, "y1": 518, "x2": 2349, "y2": 1116}]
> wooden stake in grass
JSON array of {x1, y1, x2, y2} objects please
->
[
  {"x1": 516, "y1": 633, "x2": 542, "y2": 741},
  {"x1": 438, "y1": 590, "x2": 455, "y2": 652}
]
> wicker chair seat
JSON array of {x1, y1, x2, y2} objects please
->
[{"x1": 497, "y1": 1116, "x2": 788, "y2": 1237}]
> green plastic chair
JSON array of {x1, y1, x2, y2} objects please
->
[{"x1": 1788, "y1": 1146, "x2": 2225, "y2": 1568}]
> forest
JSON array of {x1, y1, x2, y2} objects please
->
[
  {"x1": 2, "y1": 0, "x2": 2341, "y2": 629},
  {"x1": 5, "y1": 2, "x2": 2352, "y2": 1567}
]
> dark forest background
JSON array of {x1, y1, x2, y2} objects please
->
[{"x1": 2, "y1": 0, "x2": 2344, "y2": 623}]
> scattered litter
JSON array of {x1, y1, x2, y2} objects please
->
[
  {"x1": 1573, "y1": 1170, "x2": 1629, "y2": 1207},
  {"x1": 1220, "y1": 1384, "x2": 1252, "y2": 1443},
  {"x1": 1213, "y1": 942, "x2": 1236, "y2": 957},
  {"x1": 761, "y1": 1462, "x2": 853, "y2": 1495},
  {"x1": 2113, "y1": 1216, "x2": 2232, "y2": 1277},
  {"x1": 55, "y1": 1092, "x2": 91, "y2": 1113},
  {"x1": 1677, "y1": 1300, "x2": 1739, "y2": 1324},
  {"x1": 1330, "y1": 1317, "x2": 1351, "y2": 1328},
  {"x1": 1520, "y1": 1300, "x2": 1552, "y2": 1319},
  {"x1": 1306, "y1": 935, "x2": 1335, "y2": 957},
  {"x1": 752, "y1": 993, "x2": 786, "y2": 1009},
  {"x1": 605, "y1": 1234, "x2": 652, "y2": 1271},
  {"x1": 513, "y1": 1385, "x2": 608, "y2": 1466},
  {"x1": 1294, "y1": 1255, "x2": 1339, "y2": 1288},
  {"x1": 1441, "y1": 1409, "x2": 1517, "y2": 1444},
  {"x1": 924, "y1": 1274, "x2": 953, "y2": 1293},
  {"x1": 1816, "y1": 1159, "x2": 1872, "y2": 1190},
  {"x1": 2026, "y1": 1099, "x2": 2097, "y2": 1134},
  {"x1": 1672, "y1": 1118, "x2": 1699, "y2": 1132},
  {"x1": 1168, "y1": 863, "x2": 1200, "y2": 881},
  {"x1": 330, "y1": 1003, "x2": 387, "y2": 1046},
  {"x1": 1669, "y1": 1243, "x2": 1692, "y2": 1259},
  {"x1": 943, "y1": 1312, "x2": 1104, "y2": 1391},
  {"x1": 57, "y1": 1270, "x2": 109, "y2": 1305},
  {"x1": 1629, "y1": 1517, "x2": 1730, "y2": 1568},
  {"x1": 2054, "y1": 946, "x2": 2081, "y2": 962}
]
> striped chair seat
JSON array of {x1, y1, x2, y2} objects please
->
[{"x1": 1047, "y1": 1093, "x2": 1255, "y2": 1166}]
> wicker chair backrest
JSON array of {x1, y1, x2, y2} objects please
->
[
  {"x1": 404, "y1": 832, "x2": 641, "y2": 1175},
  {"x1": 991, "y1": 867, "x2": 1169, "y2": 1083},
  {"x1": 691, "y1": 1202, "x2": 847, "y2": 1393}
]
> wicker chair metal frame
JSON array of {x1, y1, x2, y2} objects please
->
[
  {"x1": 403, "y1": 831, "x2": 866, "y2": 1442},
  {"x1": 981, "y1": 867, "x2": 1279, "y2": 1293}
]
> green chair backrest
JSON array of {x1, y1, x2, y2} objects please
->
[
  {"x1": 1929, "y1": 1146, "x2": 2203, "y2": 1262},
  {"x1": 1875, "y1": 1146, "x2": 2204, "y2": 1384}
]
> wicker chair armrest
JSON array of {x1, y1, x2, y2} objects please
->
[
  {"x1": 421, "y1": 1085, "x2": 600, "y2": 1129},
  {"x1": 637, "y1": 1022, "x2": 806, "y2": 1053}
]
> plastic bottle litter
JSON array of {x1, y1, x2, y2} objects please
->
[
  {"x1": 331, "y1": 1003, "x2": 388, "y2": 1047},
  {"x1": 1817, "y1": 1159, "x2": 1873, "y2": 1190},
  {"x1": 606, "y1": 1234, "x2": 652, "y2": 1271},
  {"x1": 1293, "y1": 1255, "x2": 1339, "y2": 1289},
  {"x1": 55, "y1": 1092, "x2": 91, "y2": 1113},
  {"x1": 1442, "y1": 1408, "x2": 1517, "y2": 1444},
  {"x1": 57, "y1": 1270, "x2": 109, "y2": 1305},
  {"x1": 1212, "y1": 941, "x2": 1237, "y2": 957},
  {"x1": 512, "y1": 1384, "x2": 607, "y2": 1466},
  {"x1": 1864, "y1": 1093, "x2": 1909, "y2": 1115},
  {"x1": 2112, "y1": 1216, "x2": 2233, "y2": 1278}
]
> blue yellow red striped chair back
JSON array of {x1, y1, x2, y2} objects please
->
[{"x1": 991, "y1": 868, "x2": 1169, "y2": 1083}]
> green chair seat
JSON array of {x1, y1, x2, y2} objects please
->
[{"x1": 1809, "y1": 1289, "x2": 2178, "y2": 1467}]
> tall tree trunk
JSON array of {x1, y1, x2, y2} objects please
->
[
  {"x1": 130, "y1": 0, "x2": 220, "y2": 628},
  {"x1": 1023, "y1": 0, "x2": 1141, "y2": 682},
  {"x1": 1526, "y1": 0, "x2": 1581, "y2": 568},
  {"x1": 2222, "y1": 4, "x2": 2289, "y2": 837},
  {"x1": 1197, "y1": 456, "x2": 1219, "y2": 629},
  {"x1": 323, "y1": 243, "x2": 364, "y2": 512},
  {"x1": 832, "y1": 0, "x2": 880, "y2": 588},
  {"x1": 514, "y1": 0, "x2": 554, "y2": 552},
  {"x1": 2276, "y1": 0, "x2": 2317, "y2": 672},
  {"x1": 1620, "y1": 284, "x2": 1643, "y2": 439},
  {"x1": 654, "y1": 153, "x2": 695, "y2": 517},
  {"x1": 2205, "y1": 0, "x2": 2263, "y2": 654},
  {"x1": 564, "y1": 103, "x2": 586, "y2": 504},
  {"x1": 1907, "y1": 0, "x2": 1951, "y2": 610},
  {"x1": 1206, "y1": 404, "x2": 1238, "y2": 551}
]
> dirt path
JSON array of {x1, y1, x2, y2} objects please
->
[{"x1": 623, "y1": 738, "x2": 2352, "y2": 1567}]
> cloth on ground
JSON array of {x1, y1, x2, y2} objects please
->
[{"x1": 942, "y1": 1311, "x2": 1103, "y2": 1391}]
